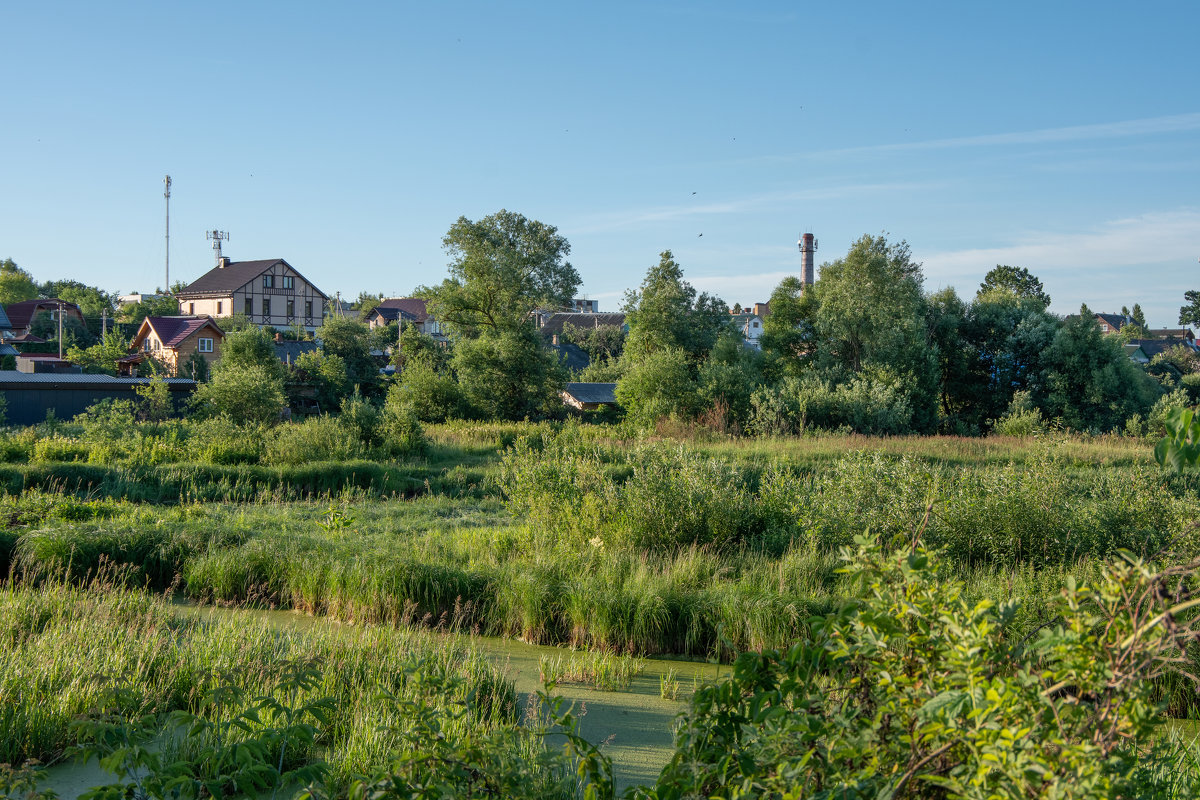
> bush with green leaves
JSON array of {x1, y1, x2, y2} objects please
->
[
  {"x1": 192, "y1": 363, "x2": 286, "y2": 425},
  {"x1": 747, "y1": 373, "x2": 914, "y2": 436},
  {"x1": 991, "y1": 389, "x2": 1047, "y2": 437},
  {"x1": 650, "y1": 538, "x2": 1200, "y2": 800}
]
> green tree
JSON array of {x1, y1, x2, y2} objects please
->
[
  {"x1": 220, "y1": 327, "x2": 285, "y2": 380},
  {"x1": 290, "y1": 349, "x2": 350, "y2": 411},
  {"x1": 622, "y1": 250, "x2": 729, "y2": 361},
  {"x1": 977, "y1": 264, "x2": 1051, "y2": 308},
  {"x1": 316, "y1": 315, "x2": 379, "y2": 393},
  {"x1": 390, "y1": 355, "x2": 465, "y2": 423},
  {"x1": 66, "y1": 333, "x2": 131, "y2": 375},
  {"x1": 40, "y1": 280, "x2": 115, "y2": 330},
  {"x1": 0, "y1": 258, "x2": 39, "y2": 305},
  {"x1": 191, "y1": 363, "x2": 286, "y2": 424},
  {"x1": 115, "y1": 294, "x2": 180, "y2": 327},
  {"x1": 759, "y1": 275, "x2": 818, "y2": 378},
  {"x1": 615, "y1": 347, "x2": 699, "y2": 426},
  {"x1": 1179, "y1": 290, "x2": 1200, "y2": 328},
  {"x1": 180, "y1": 349, "x2": 210, "y2": 382},
  {"x1": 135, "y1": 374, "x2": 172, "y2": 422},
  {"x1": 452, "y1": 326, "x2": 564, "y2": 420},
  {"x1": 696, "y1": 332, "x2": 765, "y2": 431},
  {"x1": 814, "y1": 235, "x2": 939, "y2": 432},
  {"x1": 419, "y1": 209, "x2": 579, "y2": 336},
  {"x1": 1039, "y1": 312, "x2": 1160, "y2": 431}
]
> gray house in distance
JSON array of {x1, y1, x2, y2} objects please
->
[{"x1": 175, "y1": 257, "x2": 329, "y2": 333}]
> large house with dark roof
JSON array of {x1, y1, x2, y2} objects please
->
[
  {"x1": 124, "y1": 316, "x2": 225, "y2": 377},
  {"x1": 175, "y1": 257, "x2": 328, "y2": 333}
]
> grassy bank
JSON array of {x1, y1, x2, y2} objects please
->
[{"x1": 0, "y1": 575, "x2": 580, "y2": 796}]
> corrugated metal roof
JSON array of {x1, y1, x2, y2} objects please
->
[
  {"x1": 562, "y1": 382, "x2": 617, "y2": 405},
  {"x1": 0, "y1": 370, "x2": 195, "y2": 387}
]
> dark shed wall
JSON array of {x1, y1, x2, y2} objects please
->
[{"x1": 0, "y1": 384, "x2": 195, "y2": 426}]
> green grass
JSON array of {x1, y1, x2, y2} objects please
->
[{"x1": 0, "y1": 575, "x2": 577, "y2": 796}]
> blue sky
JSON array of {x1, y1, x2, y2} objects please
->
[{"x1": 1, "y1": 1, "x2": 1197, "y2": 325}]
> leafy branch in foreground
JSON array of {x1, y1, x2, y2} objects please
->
[
  {"x1": 649, "y1": 537, "x2": 1200, "y2": 800},
  {"x1": 1155, "y1": 406, "x2": 1200, "y2": 471}
]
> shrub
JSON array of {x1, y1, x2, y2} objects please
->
[
  {"x1": 188, "y1": 415, "x2": 265, "y2": 465},
  {"x1": 992, "y1": 389, "x2": 1047, "y2": 437},
  {"x1": 338, "y1": 387, "x2": 382, "y2": 447},
  {"x1": 652, "y1": 539, "x2": 1200, "y2": 799},
  {"x1": 1149, "y1": 387, "x2": 1193, "y2": 437},
  {"x1": 381, "y1": 397, "x2": 428, "y2": 458}
]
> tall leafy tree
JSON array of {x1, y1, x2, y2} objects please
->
[
  {"x1": 1179, "y1": 290, "x2": 1200, "y2": 328},
  {"x1": 452, "y1": 325, "x2": 564, "y2": 420},
  {"x1": 419, "y1": 210, "x2": 579, "y2": 336},
  {"x1": 759, "y1": 275, "x2": 818, "y2": 378},
  {"x1": 316, "y1": 315, "x2": 379, "y2": 394},
  {"x1": 622, "y1": 250, "x2": 728, "y2": 361},
  {"x1": 977, "y1": 265, "x2": 1051, "y2": 309},
  {"x1": 814, "y1": 235, "x2": 939, "y2": 432},
  {"x1": 0, "y1": 258, "x2": 38, "y2": 306}
]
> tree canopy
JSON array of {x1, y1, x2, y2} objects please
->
[
  {"x1": 419, "y1": 210, "x2": 579, "y2": 336},
  {"x1": 977, "y1": 265, "x2": 1051, "y2": 308},
  {"x1": 621, "y1": 250, "x2": 728, "y2": 361},
  {"x1": 0, "y1": 259, "x2": 39, "y2": 306}
]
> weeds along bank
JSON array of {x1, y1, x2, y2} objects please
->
[
  {"x1": 6, "y1": 433, "x2": 1198, "y2": 674},
  {"x1": 6, "y1": 542, "x2": 1200, "y2": 799},
  {"x1": 0, "y1": 576, "x2": 582, "y2": 797}
]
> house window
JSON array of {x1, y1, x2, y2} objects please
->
[
  {"x1": 189, "y1": 303, "x2": 195, "y2": 314},
  {"x1": 143, "y1": 339, "x2": 151, "y2": 352},
  {"x1": 287, "y1": 300, "x2": 295, "y2": 318},
  {"x1": 217, "y1": 301, "x2": 223, "y2": 314},
  {"x1": 246, "y1": 298, "x2": 254, "y2": 315},
  {"x1": 263, "y1": 275, "x2": 275, "y2": 289},
  {"x1": 305, "y1": 300, "x2": 313, "y2": 317},
  {"x1": 263, "y1": 298, "x2": 272, "y2": 317},
  {"x1": 282, "y1": 276, "x2": 294, "y2": 290},
  {"x1": 198, "y1": 338, "x2": 213, "y2": 353}
]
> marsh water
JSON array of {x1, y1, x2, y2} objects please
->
[{"x1": 44, "y1": 602, "x2": 724, "y2": 796}]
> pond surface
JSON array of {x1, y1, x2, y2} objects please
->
[{"x1": 45, "y1": 602, "x2": 724, "y2": 796}]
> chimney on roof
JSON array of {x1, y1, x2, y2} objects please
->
[{"x1": 218, "y1": 256, "x2": 230, "y2": 269}]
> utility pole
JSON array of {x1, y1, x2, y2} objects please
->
[
  {"x1": 102, "y1": 308, "x2": 108, "y2": 337},
  {"x1": 164, "y1": 175, "x2": 172, "y2": 292},
  {"x1": 57, "y1": 301, "x2": 64, "y2": 359}
]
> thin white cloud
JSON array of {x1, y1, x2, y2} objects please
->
[
  {"x1": 730, "y1": 112, "x2": 1200, "y2": 167},
  {"x1": 831, "y1": 112, "x2": 1200, "y2": 156},
  {"x1": 921, "y1": 209, "x2": 1200, "y2": 279}
]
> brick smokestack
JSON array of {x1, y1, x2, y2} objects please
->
[{"x1": 798, "y1": 232, "x2": 817, "y2": 286}]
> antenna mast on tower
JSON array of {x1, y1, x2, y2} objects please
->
[
  {"x1": 206, "y1": 230, "x2": 230, "y2": 266},
  {"x1": 164, "y1": 175, "x2": 171, "y2": 293}
]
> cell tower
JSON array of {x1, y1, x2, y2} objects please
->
[
  {"x1": 206, "y1": 230, "x2": 230, "y2": 266},
  {"x1": 797, "y1": 232, "x2": 818, "y2": 286},
  {"x1": 164, "y1": 176, "x2": 171, "y2": 292}
]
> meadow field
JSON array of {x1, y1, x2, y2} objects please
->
[{"x1": 3, "y1": 420, "x2": 1200, "y2": 798}]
